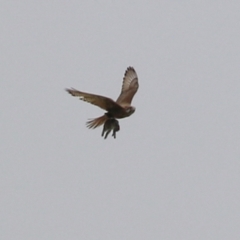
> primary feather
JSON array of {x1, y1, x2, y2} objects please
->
[{"x1": 116, "y1": 67, "x2": 139, "y2": 107}]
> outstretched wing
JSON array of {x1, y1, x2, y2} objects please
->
[
  {"x1": 66, "y1": 88, "x2": 123, "y2": 111},
  {"x1": 116, "y1": 67, "x2": 139, "y2": 107}
]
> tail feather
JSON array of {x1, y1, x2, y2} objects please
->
[{"x1": 86, "y1": 115, "x2": 108, "y2": 129}]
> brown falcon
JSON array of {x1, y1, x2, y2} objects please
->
[{"x1": 66, "y1": 66, "x2": 139, "y2": 137}]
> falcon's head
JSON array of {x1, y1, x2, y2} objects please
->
[{"x1": 125, "y1": 106, "x2": 136, "y2": 116}]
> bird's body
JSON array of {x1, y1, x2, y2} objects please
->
[{"x1": 66, "y1": 67, "x2": 139, "y2": 138}]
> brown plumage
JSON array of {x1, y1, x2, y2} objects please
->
[{"x1": 66, "y1": 67, "x2": 139, "y2": 137}]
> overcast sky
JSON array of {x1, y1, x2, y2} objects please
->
[{"x1": 1, "y1": 1, "x2": 240, "y2": 239}]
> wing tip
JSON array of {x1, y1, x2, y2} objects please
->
[
  {"x1": 65, "y1": 88, "x2": 77, "y2": 96},
  {"x1": 124, "y1": 66, "x2": 137, "y2": 78},
  {"x1": 126, "y1": 66, "x2": 135, "y2": 72}
]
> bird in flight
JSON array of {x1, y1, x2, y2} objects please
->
[{"x1": 66, "y1": 66, "x2": 139, "y2": 138}]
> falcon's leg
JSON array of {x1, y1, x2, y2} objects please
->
[
  {"x1": 101, "y1": 119, "x2": 112, "y2": 139},
  {"x1": 101, "y1": 125, "x2": 107, "y2": 137},
  {"x1": 112, "y1": 129, "x2": 116, "y2": 139},
  {"x1": 112, "y1": 120, "x2": 120, "y2": 139},
  {"x1": 104, "y1": 129, "x2": 111, "y2": 139},
  {"x1": 102, "y1": 118, "x2": 120, "y2": 139}
]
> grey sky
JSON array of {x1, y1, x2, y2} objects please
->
[{"x1": 1, "y1": 1, "x2": 240, "y2": 239}]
